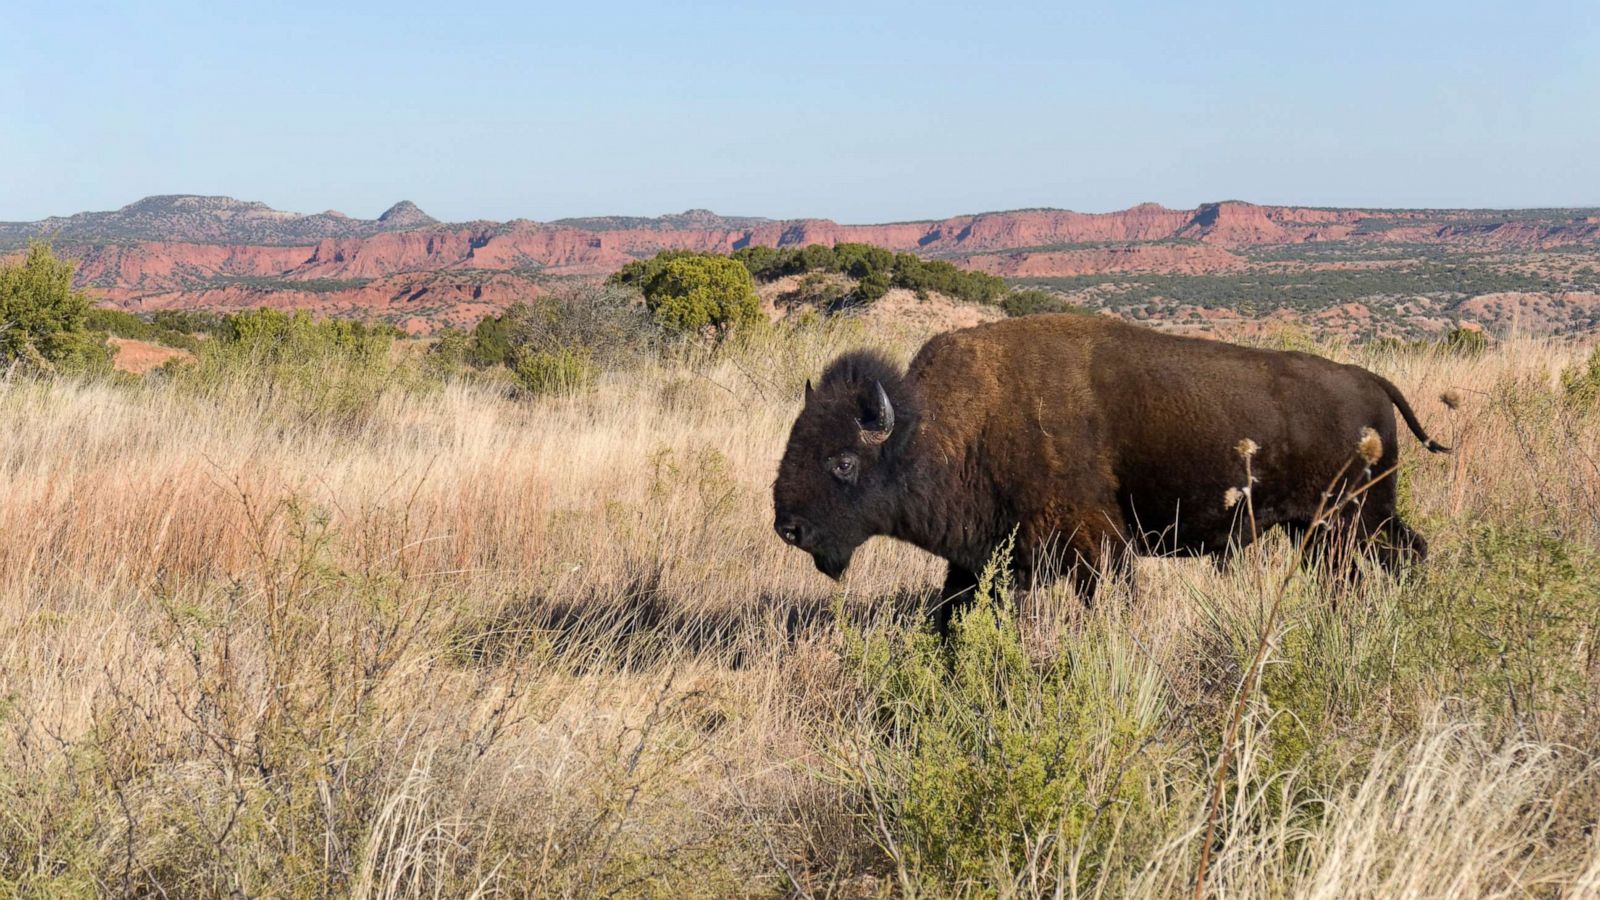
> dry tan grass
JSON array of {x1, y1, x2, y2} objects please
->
[{"x1": 1, "y1": 323, "x2": 1597, "y2": 897}]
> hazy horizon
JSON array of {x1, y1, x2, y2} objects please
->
[
  {"x1": 11, "y1": 192, "x2": 1600, "y2": 229},
  {"x1": 5, "y1": 1, "x2": 1598, "y2": 223}
]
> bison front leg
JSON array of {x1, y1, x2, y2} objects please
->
[
  {"x1": 930, "y1": 563, "x2": 979, "y2": 639},
  {"x1": 1056, "y1": 523, "x2": 1135, "y2": 608}
]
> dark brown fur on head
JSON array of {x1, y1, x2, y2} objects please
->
[{"x1": 772, "y1": 350, "x2": 916, "y2": 579}]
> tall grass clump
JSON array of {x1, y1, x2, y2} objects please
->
[{"x1": 168, "y1": 308, "x2": 420, "y2": 429}]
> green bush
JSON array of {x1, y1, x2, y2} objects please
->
[
  {"x1": 0, "y1": 243, "x2": 111, "y2": 374},
  {"x1": 834, "y1": 243, "x2": 895, "y2": 280},
  {"x1": 174, "y1": 308, "x2": 410, "y2": 429},
  {"x1": 853, "y1": 270, "x2": 891, "y2": 305},
  {"x1": 729, "y1": 245, "x2": 789, "y2": 281},
  {"x1": 608, "y1": 249, "x2": 704, "y2": 291},
  {"x1": 890, "y1": 253, "x2": 1006, "y2": 305},
  {"x1": 1560, "y1": 346, "x2": 1600, "y2": 409},
  {"x1": 788, "y1": 272, "x2": 852, "y2": 310},
  {"x1": 213, "y1": 308, "x2": 398, "y2": 357},
  {"x1": 835, "y1": 541, "x2": 1169, "y2": 892},
  {"x1": 620, "y1": 244, "x2": 1009, "y2": 310},
  {"x1": 84, "y1": 306, "x2": 203, "y2": 352},
  {"x1": 642, "y1": 255, "x2": 762, "y2": 337},
  {"x1": 150, "y1": 308, "x2": 225, "y2": 335},
  {"x1": 511, "y1": 346, "x2": 598, "y2": 396},
  {"x1": 1407, "y1": 520, "x2": 1600, "y2": 727},
  {"x1": 1442, "y1": 326, "x2": 1489, "y2": 356},
  {"x1": 448, "y1": 284, "x2": 653, "y2": 393},
  {"x1": 1000, "y1": 288, "x2": 1095, "y2": 318}
]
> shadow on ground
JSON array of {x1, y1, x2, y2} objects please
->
[{"x1": 455, "y1": 568, "x2": 933, "y2": 672}]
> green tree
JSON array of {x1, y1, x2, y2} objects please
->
[
  {"x1": 730, "y1": 245, "x2": 785, "y2": 281},
  {"x1": 854, "y1": 270, "x2": 892, "y2": 304},
  {"x1": 1001, "y1": 288, "x2": 1094, "y2": 318},
  {"x1": 833, "y1": 242, "x2": 895, "y2": 279},
  {"x1": 608, "y1": 249, "x2": 702, "y2": 290},
  {"x1": 0, "y1": 243, "x2": 110, "y2": 374},
  {"x1": 643, "y1": 255, "x2": 762, "y2": 337},
  {"x1": 797, "y1": 243, "x2": 837, "y2": 274},
  {"x1": 457, "y1": 283, "x2": 653, "y2": 370}
]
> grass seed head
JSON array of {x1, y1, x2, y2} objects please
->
[{"x1": 1357, "y1": 427, "x2": 1383, "y2": 465}]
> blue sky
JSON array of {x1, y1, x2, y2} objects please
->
[{"x1": 4, "y1": 1, "x2": 1598, "y2": 223}]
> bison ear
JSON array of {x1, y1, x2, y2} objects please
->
[
  {"x1": 804, "y1": 379, "x2": 814, "y2": 403},
  {"x1": 858, "y1": 380, "x2": 895, "y2": 445}
]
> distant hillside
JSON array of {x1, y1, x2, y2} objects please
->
[
  {"x1": 550, "y1": 209, "x2": 774, "y2": 232},
  {"x1": 5, "y1": 194, "x2": 1600, "y2": 338},
  {"x1": 0, "y1": 195, "x2": 445, "y2": 246}
]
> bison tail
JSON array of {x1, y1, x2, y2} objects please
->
[{"x1": 1375, "y1": 375, "x2": 1451, "y2": 453}]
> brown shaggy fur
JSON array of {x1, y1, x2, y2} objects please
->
[{"x1": 773, "y1": 315, "x2": 1446, "y2": 636}]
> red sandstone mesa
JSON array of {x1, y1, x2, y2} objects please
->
[{"x1": 4, "y1": 194, "x2": 1595, "y2": 332}]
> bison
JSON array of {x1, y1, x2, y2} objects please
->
[{"x1": 772, "y1": 315, "x2": 1448, "y2": 636}]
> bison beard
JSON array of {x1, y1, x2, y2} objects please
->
[{"x1": 773, "y1": 314, "x2": 1448, "y2": 638}]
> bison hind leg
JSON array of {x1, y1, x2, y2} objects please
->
[
  {"x1": 1291, "y1": 510, "x2": 1428, "y2": 585},
  {"x1": 1371, "y1": 516, "x2": 1428, "y2": 573}
]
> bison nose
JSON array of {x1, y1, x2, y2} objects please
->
[{"x1": 775, "y1": 518, "x2": 808, "y2": 548}]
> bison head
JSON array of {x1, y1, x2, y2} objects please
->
[{"x1": 773, "y1": 351, "x2": 909, "y2": 580}]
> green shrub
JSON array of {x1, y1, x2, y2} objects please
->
[
  {"x1": 729, "y1": 245, "x2": 790, "y2": 281},
  {"x1": 84, "y1": 306, "x2": 203, "y2": 352},
  {"x1": 834, "y1": 243, "x2": 895, "y2": 280},
  {"x1": 150, "y1": 308, "x2": 225, "y2": 335},
  {"x1": 511, "y1": 346, "x2": 597, "y2": 396},
  {"x1": 1442, "y1": 326, "x2": 1489, "y2": 356},
  {"x1": 213, "y1": 308, "x2": 398, "y2": 357},
  {"x1": 835, "y1": 540, "x2": 1169, "y2": 893},
  {"x1": 643, "y1": 255, "x2": 762, "y2": 337},
  {"x1": 0, "y1": 243, "x2": 111, "y2": 375},
  {"x1": 890, "y1": 254, "x2": 1006, "y2": 305},
  {"x1": 788, "y1": 272, "x2": 852, "y2": 310},
  {"x1": 619, "y1": 244, "x2": 1009, "y2": 311},
  {"x1": 173, "y1": 308, "x2": 410, "y2": 429},
  {"x1": 1560, "y1": 346, "x2": 1600, "y2": 409},
  {"x1": 1000, "y1": 288, "x2": 1095, "y2": 318},
  {"x1": 83, "y1": 306, "x2": 151, "y2": 339},
  {"x1": 448, "y1": 284, "x2": 653, "y2": 393},
  {"x1": 1254, "y1": 323, "x2": 1329, "y2": 356},
  {"x1": 1406, "y1": 520, "x2": 1600, "y2": 727},
  {"x1": 853, "y1": 270, "x2": 891, "y2": 305},
  {"x1": 608, "y1": 249, "x2": 704, "y2": 291}
]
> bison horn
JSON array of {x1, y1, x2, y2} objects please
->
[{"x1": 859, "y1": 381, "x2": 895, "y2": 445}]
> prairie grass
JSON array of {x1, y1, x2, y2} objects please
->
[{"x1": 1, "y1": 320, "x2": 1597, "y2": 897}]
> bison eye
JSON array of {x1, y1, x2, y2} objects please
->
[{"x1": 828, "y1": 453, "x2": 859, "y2": 485}]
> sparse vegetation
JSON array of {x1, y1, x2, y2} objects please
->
[
  {"x1": 2, "y1": 312, "x2": 1599, "y2": 896},
  {"x1": 1013, "y1": 250, "x2": 1600, "y2": 339}
]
